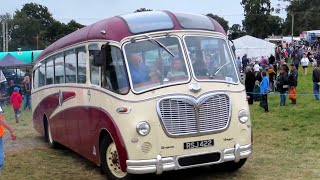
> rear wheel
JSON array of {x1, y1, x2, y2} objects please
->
[
  {"x1": 100, "y1": 136, "x2": 131, "y2": 180},
  {"x1": 211, "y1": 158, "x2": 247, "y2": 172},
  {"x1": 44, "y1": 118, "x2": 57, "y2": 148}
]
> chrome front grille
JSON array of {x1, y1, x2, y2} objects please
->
[
  {"x1": 157, "y1": 94, "x2": 231, "y2": 136},
  {"x1": 198, "y1": 95, "x2": 230, "y2": 132}
]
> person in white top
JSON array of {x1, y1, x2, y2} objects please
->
[
  {"x1": 254, "y1": 62, "x2": 260, "y2": 72},
  {"x1": 300, "y1": 53, "x2": 309, "y2": 75}
]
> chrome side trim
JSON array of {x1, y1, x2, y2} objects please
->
[{"x1": 126, "y1": 143, "x2": 252, "y2": 175}]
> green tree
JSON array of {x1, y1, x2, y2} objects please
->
[
  {"x1": 10, "y1": 3, "x2": 54, "y2": 50},
  {"x1": 241, "y1": 0, "x2": 274, "y2": 38},
  {"x1": 228, "y1": 24, "x2": 247, "y2": 40},
  {"x1": 46, "y1": 20, "x2": 85, "y2": 43},
  {"x1": 8, "y1": 3, "x2": 84, "y2": 50},
  {"x1": 206, "y1": 14, "x2": 229, "y2": 32},
  {"x1": 9, "y1": 12, "x2": 43, "y2": 50},
  {"x1": 134, "y1": 8, "x2": 153, "y2": 13},
  {"x1": 267, "y1": 15, "x2": 283, "y2": 36},
  {"x1": 280, "y1": 0, "x2": 320, "y2": 36}
]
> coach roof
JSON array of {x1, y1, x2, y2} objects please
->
[{"x1": 36, "y1": 11, "x2": 226, "y2": 63}]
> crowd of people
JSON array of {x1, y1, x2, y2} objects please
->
[
  {"x1": 242, "y1": 44, "x2": 320, "y2": 113},
  {"x1": 0, "y1": 72, "x2": 31, "y2": 173}
]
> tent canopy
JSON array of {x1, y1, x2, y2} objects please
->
[
  {"x1": 233, "y1": 35, "x2": 276, "y2": 61},
  {"x1": 0, "y1": 50, "x2": 42, "y2": 64},
  {"x1": 0, "y1": 53, "x2": 28, "y2": 67}
]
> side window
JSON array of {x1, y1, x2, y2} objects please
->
[
  {"x1": 65, "y1": 50, "x2": 77, "y2": 83},
  {"x1": 46, "y1": 58, "x2": 54, "y2": 85},
  {"x1": 77, "y1": 47, "x2": 87, "y2": 84},
  {"x1": 39, "y1": 63, "x2": 46, "y2": 87},
  {"x1": 55, "y1": 53, "x2": 64, "y2": 84},
  {"x1": 33, "y1": 68, "x2": 39, "y2": 89},
  {"x1": 102, "y1": 46, "x2": 129, "y2": 94},
  {"x1": 89, "y1": 44, "x2": 100, "y2": 85}
]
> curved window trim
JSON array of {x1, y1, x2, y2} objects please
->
[
  {"x1": 32, "y1": 45, "x2": 87, "y2": 89},
  {"x1": 182, "y1": 34, "x2": 240, "y2": 85},
  {"x1": 122, "y1": 35, "x2": 191, "y2": 94}
]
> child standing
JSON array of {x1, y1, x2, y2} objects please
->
[
  {"x1": 10, "y1": 87, "x2": 22, "y2": 123},
  {"x1": 260, "y1": 71, "x2": 269, "y2": 112}
]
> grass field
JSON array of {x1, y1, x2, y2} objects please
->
[{"x1": 1, "y1": 67, "x2": 320, "y2": 180}]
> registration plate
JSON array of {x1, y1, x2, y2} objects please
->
[{"x1": 184, "y1": 139, "x2": 214, "y2": 149}]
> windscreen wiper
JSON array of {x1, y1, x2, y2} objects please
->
[
  {"x1": 209, "y1": 61, "x2": 230, "y2": 78},
  {"x1": 145, "y1": 35, "x2": 175, "y2": 57}
]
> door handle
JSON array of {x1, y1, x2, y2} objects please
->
[{"x1": 87, "y1": 90, "x2": 91, "y2": 101}]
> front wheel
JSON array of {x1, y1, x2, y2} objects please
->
[
  {"x1": 100, "y1": 136, "x2": 132, "y2": 180},
  {"x1": 211, "y1": 158, "x2": 247, "y2": 172}
]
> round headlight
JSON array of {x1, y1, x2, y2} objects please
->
[
  {"x1": 136, "y1": 122, "x2": 151, "y2": 136},
  {"x1": 238, "y1": 109, "x2": 249, "y2": 123}
]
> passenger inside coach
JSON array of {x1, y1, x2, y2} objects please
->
[
  {"x1": 167, "y1": 59, "x2": 186, "y2": 79},
  {"x1": 128, "y1": 53, "x2": 150, "y2": 84}
]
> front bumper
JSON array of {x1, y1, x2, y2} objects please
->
[{"x1": 126, "y1": 143, "x2": 252, "y2": 175}]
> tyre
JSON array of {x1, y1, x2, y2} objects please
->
[
  {"x1": 100, "y1": 136, "x2": 132, "y2": 180},
  {"x1": 211, "y1": 158, "x2": 247, "y2": 172},
  {"x1": 44, "y1": 118, "x2": 58, "y2": 149}
]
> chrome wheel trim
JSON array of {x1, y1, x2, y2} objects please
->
[{"x1": 106, "y1": 142, "x2": 127, "y2": 178}]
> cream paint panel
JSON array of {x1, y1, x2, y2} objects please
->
[
  {"x1": 85, "y1": 82, "x2": 250, "y2": 160},
  {"x1": 32, "y1": 83, "x2": 250, "y2": 160},
  {"x1": 117, "y1": 90, "x2": 251, "y2": 160}
]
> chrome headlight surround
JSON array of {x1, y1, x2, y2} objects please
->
[
  {"x1": 238, "y1": 109, "x2": 249, "y2": 123},
  {"x1": 136, "y1": 121, "x2": 151, "y2": 136}
]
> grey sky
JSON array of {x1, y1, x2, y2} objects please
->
[{"x1": 2, "y1": 0, "x2": 288, "y2": 26}]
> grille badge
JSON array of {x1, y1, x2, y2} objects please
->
[{"x1": 189, "y1": 83, "x2": 201, "y2": 92}]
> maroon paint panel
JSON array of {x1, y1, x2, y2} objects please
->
[
  {"x1": 97, "y1": 108, "x2": 129, "y2": 172},
  {"x1": 35, "y1": 17, "x2": 131, "y2": 63},
  {"x1": 34, "y1": 101, "x2": 129, "y2": 171},
  {"x1": 60, "y1": 107, "x2": 128, "y2": 171},
  {"x1": 164, "y1": 11, "x2": 183, "y2": 30},
  {"x1": 62, "y1": 91, "x2": 76, "y2": 102},
  {"x1": 33, "y1": 91, "x2": 76, "y2": 136},
  {"x1": 33, "y1": 92, "x2": 60, "y2": 135},
  {"x1": 36, "y1": 11, "x2": 227, "y2": 64},
  {"x1": 210, "y1": 18, "x2": 226, "y2": 35}
]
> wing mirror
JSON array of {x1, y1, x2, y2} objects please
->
[{"x1": 89, "y1": 43, "x2": 112, "y2": 67}]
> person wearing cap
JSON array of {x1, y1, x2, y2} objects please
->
[
  {"x1": 0, "y1": 106, "x2": 16, "y2": 173},
  {"x1": 7, "y1": 80, "x2": 21, "y2": 97},
  {"x1": 10, "y1": 87, "x2": 23, "y2": 123}
]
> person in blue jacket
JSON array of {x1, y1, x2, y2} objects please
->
[{"x1": 260, "y1": 71, "x2": 269, "y2": 112}]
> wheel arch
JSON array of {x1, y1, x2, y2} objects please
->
[
  {"x1": 98, "y1": 123, "x2": 128, "y2": 173},
  {"x1": 43, "y1": 114, "x2": 48, "y2": 141}
]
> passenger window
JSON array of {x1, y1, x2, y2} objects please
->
[
  {"x1": 77, "y1": 47, "x2": 87, "y2": 84},
  {"x1": 55, "y1": 53, "x2": 64, "y2": 84},
  {"x1": 46, "y1": 58, "x2": 54, "y2": 85},
  {"x1": 65, "y1": 50, "x2": 77, "y2": 83},
  {"x1": 89, "y1": 44, "x2": 100, "y2": 86},
  {"x1": 33, "y1": 68, "x2": 39, "y2": 89},
  {"x1": 39, "y1": 63, "x2": 46, "y2": 87},
  {"x1": 102, "y1": 46, "x2": 129, "y2": 94}
]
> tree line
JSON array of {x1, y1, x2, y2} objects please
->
[
  {"x1": 1, "y1": 1, "x2": 319, "y2": 51},
  {"x1": 0, "y1": 3, "x2": 84, "y2": 51}
]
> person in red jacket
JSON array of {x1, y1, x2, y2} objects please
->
[{"x1": 10, "y1": 87, "x2": 22, "y2": 123}]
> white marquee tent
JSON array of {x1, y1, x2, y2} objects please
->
[{"x1": 233, "y1": 35, "x2": 276, "y2": 61}]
